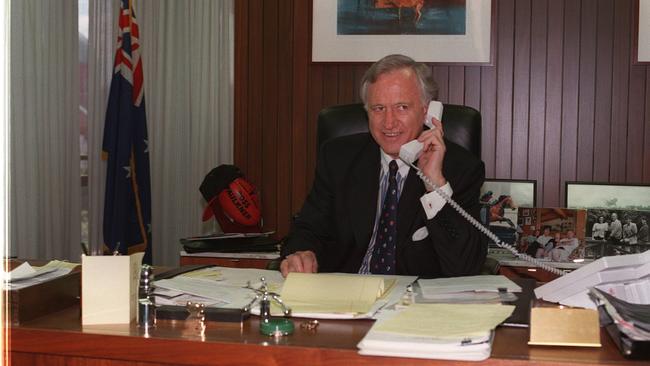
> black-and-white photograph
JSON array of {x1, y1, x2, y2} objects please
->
[
  {"x1": 583, "y1": 209, "x2": 650, "y2": 259},
  {"x1": 479, "y1": 179, "x2": 536, "y2": 247},
  {"x1": 565, "y1": 182, "x2": 650, "y2": 211},
  {"x1": 516, "y1": 208, "x2": 587, "y2": 262}
]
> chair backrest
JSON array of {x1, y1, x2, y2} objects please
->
[{"x1": 317, "y1": 103, "x2": 482, "y2": 158}]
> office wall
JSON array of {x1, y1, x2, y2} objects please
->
[{"x1": 234, "y1": 0, "x2": 650, "y2": 238}]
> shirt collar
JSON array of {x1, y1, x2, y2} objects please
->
[{"x1": 380, "y1": 149, "x2": 410, "y2": 178}]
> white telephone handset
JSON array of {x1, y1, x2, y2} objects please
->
[
  {"x1": 399, "y1": 101, "x2": 444, "y2": 164},
  {"x1": 398, "y1": 101, "x2": 565, "y2": 276}
]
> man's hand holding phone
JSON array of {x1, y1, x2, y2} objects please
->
[{"x1": 416, "y1": 116, "x2": 447, "y2": 190}]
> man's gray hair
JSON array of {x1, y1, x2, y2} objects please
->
[{"x1": 359, "y1": 54, "x2": 438, "y2": 108}]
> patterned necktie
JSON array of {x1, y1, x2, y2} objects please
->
[{"x1": 370, "y1": 160, "x2": 399, "y2": 274}]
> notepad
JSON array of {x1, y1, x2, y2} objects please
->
[
  {"x1": 358, "y1": 303, "x2": 514, "y2": 361},
  {"x1": 280, "y1": 273, "x2": 393, "y2": 314},
  {"x1": 373, "y1": 303, "x2": 515, "y2": 338}
]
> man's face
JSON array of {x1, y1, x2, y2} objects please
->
[
  {"x1": 612, "y1": 213, "x2": 618, "y2": 221},
  {"x1": 366, "y1": 68, "x2": 427, "y2": 159}
]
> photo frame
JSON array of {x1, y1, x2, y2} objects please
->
[
  {"x1": 479, "y1": 179, "x2": 536, "y2": 247},
  {"x1": 312, "y1": 0, "x2": 494, "y2": 64},
  {"x1": 516, "y1": 208, "x2": 588, "y2": 263},
  {"x1": 635, "y1": 0, "x2": 650, "y2": 63},
  {"x1": 583, "y1": 208, "x2": 650, "y2": 259},
  {"x1": 480, "y1": 179, "x2": 537, "y2": 208},
  {"x1": 565, "y1": 181, "x2": 650, "y2": 211}
]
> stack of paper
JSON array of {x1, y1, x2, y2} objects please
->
[
  {"x1": 280, "y1": 273, "x2": 392, "y2": 315},
  {"x1": 3, "y1": 260, "x2": 79, "y2": 290},
  {"x1": 417, "y1": 275, "x2": 521, "y2": 303},
  {"x1": 358, "y1": 303, "x2": 515, "y2": 361}
]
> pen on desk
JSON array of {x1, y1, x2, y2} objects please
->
[{"x1": 80, "y1": 242, "x2": 89, "y2": 256}]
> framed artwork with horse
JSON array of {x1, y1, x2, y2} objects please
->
[
  {"x1": 479, "y1": 179, "x2": 536, "y2": 248},
  {"x1": 312, "y1": 0, "x2": 494, "y2": 63}
]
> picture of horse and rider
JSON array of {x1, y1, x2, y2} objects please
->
[{"x1": 479, "y1": 179, "x2": 536, "y2": 250}]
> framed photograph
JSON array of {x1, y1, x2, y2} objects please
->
[
  {"x1": 635, "y1": 0, "x2": 650, "y2": 63},
  {"x1": 565, "y1": 181, "x2": 650, "y2": 211},
  {"x1": 479, "y1": 179, "x2": 536, "y2": 247},
  {"x1": 516, "y1": 208, "x2": 588, "y2": 262},
  {"x1": 480, "y1": 179, "x2": 536, "y2": 208},
  {"x1": 312, "y1": 0, "x2": 494, "y2": 64},
  {"x1": 583, "y1": 208, "x2": 650, "y2": 259}
]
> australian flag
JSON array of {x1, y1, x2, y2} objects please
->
[{"x1": 102, "y1": 0, "x2": 152, "y2": 263}]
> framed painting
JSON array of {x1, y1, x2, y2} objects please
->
[
  {"x1": 312, "y1": 0, "x2": 494, "y2": 64},
  {"x1": 635, "y1": 0, "x2": 650, "y2": 63}
]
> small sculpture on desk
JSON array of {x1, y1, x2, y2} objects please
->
[
  {"x1": 138, "y1": 264, "x2": 156, "y2": 331},
  {"x1": 186, "y1": 301, "x2": 206, "y2": 333},
  {"x1": 243, "y1": 277, "x2": 294, "y2": 337}
]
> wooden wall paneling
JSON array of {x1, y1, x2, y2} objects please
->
[
  {"x1": 495, "y1": 0, "x2": 515, "y2": 178},
  {"x1": 290, "y1": 0, "x2": 310, "y2": 215},
  {"x1": 610, "y1": 0, "x2": 632, "y2": 182},
  {"x1": 626, "y1": 1, "x2": 647, "y2": 184},
  {"x1": 433, "y1": 66, "x2": 449, "y2": 102},
  {"x1": 480, "y1": 65, "x2": 497, "y2": 178},
  {"x1": 448, "y1": 66, "x2": 465, "y2": 105},
  {"x1": 353, "y1": 64, "x2": 369, "y2": 104},
  {"x1": 628, "y1": 62, "x2": 646, "y2": 183},
  {"x1": 542, "y1": 0, "x2": 564, "y2": 206},
  {"x1": 646, "y1": 70, "x2": 650, "y2": 181},
  {"x1": 234, "y1": 0, "x2": 249, "y2": 170},
  {"x1": 261, "y1": 0, "x2": 280, "y2": 231},
  {"x1": 246, "y1": 0, "x2": 264, "y2": 187},
  {"x1": 276, "y1": 0, "x2": 293, "y2": 236},
  {"x1": 306, "y1": 64, "x2": 324, "y2": 197},
  {"x1": 464, "y1": 67, "x2": 481, "y2": 110},
  {"x1": 322, "y1": 66, "x2": 340, "y2": 109},
  {"x1": 559, "y1": 0, "x2": 581, "y2": 203},
  {"x1": 593, "y1": 0, "x2": 615, "y2": 182},
  {"x1": 576, "y1": 0, "x2": 598, "y2": 181},
  {"x1": 511, "y1": 0, "x2": 532, "y2": 180},
  {"x1": 337, "y1": 65, "x2": 356, "y2": 103},
  {"x1": 528, "y1": 0, "x2": 549, "y2": 205}
]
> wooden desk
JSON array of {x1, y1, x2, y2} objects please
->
[{"x1": 8, "y1": 304, "x2": 645, "y2": 366}]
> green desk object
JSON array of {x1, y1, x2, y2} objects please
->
[{"x1": 260, "y1": 318, "x2": 294, "y2": 336}]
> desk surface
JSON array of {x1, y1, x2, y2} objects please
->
[{"x1": 8, "y1": 304, "x2": 646, "y2": 366}]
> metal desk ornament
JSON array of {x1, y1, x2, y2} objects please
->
[
  {"x1": 138, "y1": 264, "x2": 156, "y2": 329},
  {"x1": 243, "y1": 277, "x2": 294, "y2": 337},
  {"x1": 186, "y1": 301, "x2": 206, "y2": 332}
]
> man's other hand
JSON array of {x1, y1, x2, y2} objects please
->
[{"x1": 280, "y1": 250, "x2": 318, "y2": 277}]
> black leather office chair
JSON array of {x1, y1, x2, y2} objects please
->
[{"x1": 317, "y1": 103, "x2": 482, "y2": 158}]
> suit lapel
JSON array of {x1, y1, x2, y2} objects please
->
[
  {"x1": 347, "y1": 143, "x2": 380, "y2": 249},
  {"x1": 397, "y1": 168, "x2": 426, "y2": 249}
]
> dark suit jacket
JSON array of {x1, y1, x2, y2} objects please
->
[{"x1": 282, "y1": 133, "x2": 487, "y2": 278}]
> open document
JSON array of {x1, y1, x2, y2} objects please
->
[
  {"x1": 358, "y1": 303, "x2": 515, "y2": 361},
  {"x1": 154, "y1": 267, "x2": 416, "y2": 319},
  {"x1": 281, "y1": 273, "x2": 393, "y2": 315}
]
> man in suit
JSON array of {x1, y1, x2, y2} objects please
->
[{"x1": 280, "y1": 54, "x2": 487, "y2": 278}]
